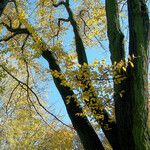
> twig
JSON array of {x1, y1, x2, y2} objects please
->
[
  {"x1": 1, "y1": 65, "x2": 74, "y2": 130},
  {"x1": 5, "y1": 83, "x2": 20, "y2": 114}
]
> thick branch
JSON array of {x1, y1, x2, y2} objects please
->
[
  {"x1": 65, "y1": 3, "x2": 88, "y2": 65},
  {"x1": 16, "y1": 17, "x2": 105, "y2": 150},
  {"x1": 1, "y1": 65, "x2": 72, "y2": 129},
  {"x1": 53, "y1": 0, "x2": 88, "y2": 64},
  {"x1": 1, "y1": 22, "x2": 29, "y2": 34},
  {"x1": 64, "y1": 2, "x2": 118, "y2": 147},
  {"x1": 53, "y1": 2, "x2": 118, "y2": 146},
  {"x1": 42, "y1": 50, "x2": 104, "y2": 150},
  {"x1": 0, "y1": 22, "x2": 29, "y2": 42},
  {"x1": 106, "y1": 0, "x2": 125, "y2": 63}
]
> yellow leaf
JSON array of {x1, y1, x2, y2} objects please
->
[
  {"x1": 129, "y1": 61, "x2": 134, "y2": 68},
  {"x1": 122, "y1": 67, "x2": 126, "y2": 72}
]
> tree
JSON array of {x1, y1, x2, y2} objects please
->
[
  {"x1": 0, "y1": 0, "x2": 149, "y2": 150},
  {"x1": 0, "y1": 62, "x2": 77, "y2": 149},
  {"x1": 0, "y1": 97, "x2": 75, "y2": 149}
]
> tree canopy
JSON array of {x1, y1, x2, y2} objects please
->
[{"x1": 0, "y1": 0, "x2": 149, "y2": 150}]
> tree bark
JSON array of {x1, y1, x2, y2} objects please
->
[
  {"x1": 1, "y1": 1, "x2": 149, "y2": 149},
  {"x1": 106, "y1": 0, "x2": 150, "y2": 149},
  {"x1": 42, "y1": 50, "x2": 105, "y2": 150},
  {"x1": 124, "y1": 0, "x2": 150, "y2": 149},
  {"x1": 18, "y1": 17, "x2": 105, "y2": 150},
  {"x1": 64, "y1": 3, "x2": 118, "y2": 149},
  {"x1": 105, "y1": 0, "x2": 125, "y2": 149}
]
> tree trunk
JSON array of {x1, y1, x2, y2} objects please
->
[
  {"x1": 123, "y1": 0, "x2": 150, "y2": 149},
  {"x1": 42, "y1": 50, "x2": 105, "y2": 150},
  {"x1": 105, "y1": 0, "x2": 125, "y2": 149},
  {"x1": 64, "y1": 3, "x2": 118, "y2": 149},
  {"x1": 106, "y1": 0, "x2": 150, "y2": 149},
  {"x1": 18, "y1": 17, "x2": 105, "y2": 150},
  {"x1": 1, "y1": 1, "x2": 149, "y2": 149}
]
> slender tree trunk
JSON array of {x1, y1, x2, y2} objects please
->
[
  {"x1": 105, "y1": 0, "x2": 125, "y2": 149},
  {"x1": 17, "y1": 17, "x2": 105, "y2": 150},
  {"x1": 64, "y1": 3, "x2": 118, "y2": 149},
  {"x1": 42, "y1": 50, "x2": 105, "y2": 150}
]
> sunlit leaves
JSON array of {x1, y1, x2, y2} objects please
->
[
  {"x1": 50, "y1": 55, "x2": 135, "y2": 120},
  {"x1": 0, "y1": 1, "x2": 137, "y2": 148},
  {"x1": 0, "y1": 97, "x2": 75, "y2": 149},
  {"x1": 74, "y1": 0, "x2": 107, "y2": 47},
  {"x1": 0, "y1": 65, "x2": 75, "y2": 149}
]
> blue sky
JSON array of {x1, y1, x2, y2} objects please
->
[
  {"x1": 1, "y1": 0, "x2": 149, "y2": 129},
  {"x1": 39, "y1": 35, "x2": 111, "y2": 125},
  {"x1": 26, "y1": 0, "x2": 112, "y2": 125},
  {"x1": 15, "y1": 0, "x2": 134, "y2": 125}
]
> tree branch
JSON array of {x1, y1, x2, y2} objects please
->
[
  {"x1": 0, "y1": 22, "x2": 30, "y2": 42},
  {"x1": 1, "y1": 22, "x2": 28, "y2": 34},
  {"x1": 54, "y1": 18, "x2": 70, "y2": 38},
  {"x1": 17, "y1": 17, "x2": 104, "y2": 149},
  {"x1": 5, "y1": 83, "x2": 20, "y2": 114},
  {"x1": 1, "y1": 65, "x2": 72, "y2": 129},
  {"x1": 42, "y1": 50, "x2": 105, "y2": 150},
  {"x1": 52, "y1": 1, "x2": 66, "y2": 7},
  {"x1": 63, "y1": 3, "x2": 118, "y2": 146},
  {"x1": 1, "y1": 9, "x2": 105, "y2": 148}
]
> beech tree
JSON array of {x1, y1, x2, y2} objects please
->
[
  {"x1": 0, "y1": 94, "x2": 75, "y2": 149},
  {"x1": 0, "y1": 45, "x2": 76, "y2": 149},
  {"x1": 0, "y1": 0, "x2": 149, "y2": 150}
]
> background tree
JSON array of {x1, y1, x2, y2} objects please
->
[
  {"x1": 0, "y1": 55, "x2": 76, "y2": 149},
  {"x1": 0, "y1": 0, "x2": 149, "y2": 150}
]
